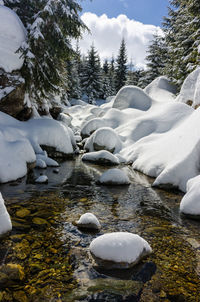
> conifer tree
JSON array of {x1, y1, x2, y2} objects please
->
[
  {"x1": 81, "y1": 45, "x2": 102, "y2": 103},
  {"x1": 115, "y1": 38, "x2": 127, "y2": 92},
  {"x1": 4, "y1": 0, "x2": 86, "y2": 108},
  {"x1": 101, "y1": 59, "x2": 111, "y2": 99},
  {"x1": 144, "y1": 34, "x2": 167, "y2": 84},
  {"x1": 108, "y1": 56, "x2": 116, "y2": 95}
]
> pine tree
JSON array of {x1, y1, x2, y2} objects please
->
[
  {"x1": 108, "y1": 56, "x2": 116, "y2": 95},
  {"x1": 163, "y1": 0, "x2": 199, "y2": 88},
  {"x1": 81, "y1": 45, "x2": 102, "y2": 103},
  {"x1": 4, "y1": 0, "x2": 86, "y2": 109},
  {"x1": 101, "y1": 59, "x2": 111, "y2": 99},
  {"x1": 144, "y1": 34, "x2": 167, "y2": 84},
  {"x1": 115, "y1": 38, "x2": 127, "y2": 92}
]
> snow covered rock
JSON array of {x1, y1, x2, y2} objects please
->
[
  {"x1": 82, "y1": 150, "x2": 119, "y2": 166},
  {"x1": 0, "y1": 6, "x2": 26, "y2": 72},
  {"x1": 35, "y1": 158, "x2": 47, "y2": 169},
  {"x1": 144, "y1": 76, "x2": 177, "y2": 102},
  {"x1": 180, "y1": 176, "x2": 200, "y2": 219},
  {"x1": 89, "y1": 232, "x2": 152, "y2": 269},
  {"x1": 35, "y1": 175, "x2": 48, "y2": 184},
  {"x1": 113, "y1": 86, "x2": 152, "y2": 111},
  {"x1": 81, "y1": 118, "x2": 108, "y2": 138},
  {"x1": 98, "y1": 168, "x2": 130, "y2": 185},
  {"x1": 176, "y1": 67, "x2": 200, "y2": 108},
  {"x1": 0, "y1": 192, "x2": 12, "y2": 237},
  {"x1": 85, "y1": 127, "x2": 122, "y2": 153},
  {"x1": 36, "y1": 154, "x2": 59, "y2": 167},
  {"x1": 76, "y1": 213, "x2": 101, "y2": 230}
]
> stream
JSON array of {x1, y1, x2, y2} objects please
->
[{"x1": 0, "y1": 156, "x2": 200, "y2": 301}]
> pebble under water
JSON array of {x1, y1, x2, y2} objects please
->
[{"x1": 0, "y1": 157, "x2": 200, "y2": 301}]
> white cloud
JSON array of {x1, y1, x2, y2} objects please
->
[{"x1": 79, "y1": 13, "x2": 163, "y2": 69}]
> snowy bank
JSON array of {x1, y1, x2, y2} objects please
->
[
  {"x1": 0, "y1": 5, "x2": 26, "y2": 72},
  {"x1": 0, "y1": 112, "x2": 75, "y2": 183},
  {"x1": 66, "y1": 75, "x2": 199, "y2": 192},
  {"x1": 180, "y1": 176, "x2": 200, "y2": 219},
  {"x1": 89, "y1": 232, "x2": 152, "y2": 269},
  {"x1": 0, "y1": 192, "x2": 12, "y2": 236},
  {"x1": 176, "y1": 67, "x2": 200, "y2": 108}
]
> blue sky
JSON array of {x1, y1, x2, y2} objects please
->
[{"x1": 81, "y1": 0, "x2": 169, "y2": 26}]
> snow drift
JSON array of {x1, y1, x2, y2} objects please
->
[
  {"x1": 0, "y1": 112, "x2": 75, "y2": 183},
  {"x1": 0, "y1": 5, "x2": 26, "y2": 72},
  {"x1": 66, "y1": 77, "x2": 199, "y2": 192}
]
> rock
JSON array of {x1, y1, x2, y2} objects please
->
[
  {"x1": 41, "y1": 145, "x2": 74, "y2": 159},
  {"x1": 53, "y1": 168, "x2": 59, "y2": 174},
  {"x1": 49, "y1": 106, "x2": 62, "y2": 120},
  {"x1": 35, "y1": 175, "x2": 48, "y2": 183},
  {"x1": 0, "y1": 192, "x2": 12, "y2": 237},
  {"x1": 32, "y1": 217, "x2": 48, "y2": 225},
  {"x1": 82, "y1": 150, "x2": 119, "y2": 166},
  {"x1": 16, "y1": 208, "x2": 31, "y2": 218},
  {"x1": 89, "y1": 232, "x2": 152, "y2": 269},
  {"x1": 0, "y1": 263, "x2": 25, "y2": 286},
  {"x1": 15, "y1": 239, "x2": 31, "y2": 260},
  {"x1": 98, "y1": 168, "x2": 130, "y2": 185},
  {"x1": 35, "y1": 159, "x2": 47, "y2": 169},
  {"x1": 13, "y1": 291, "x2": 28, "y2": 302},
  {"x1": 0, "y1": 70, "x2": 27, "y2": 119},
  {"x1": 76, "y1": 213, "x2": 101, "y2": 230}
]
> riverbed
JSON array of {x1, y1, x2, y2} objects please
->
[{"x1": 0, "y1": 157, "x2": 200, "y2": 301}]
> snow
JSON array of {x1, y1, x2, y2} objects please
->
[
  {"x1": 67, "y1": 78, "x2": 196, "y2": 192},
  {"x1": 180, "y1": 176, "x2": 200, "y2": 217},
  {"x1": 35, "y1": 175, "x2": 48, "y2": 183},
  {"x1": 82, "y1": 150, "x2": 119, "y2": 165},
  {"x1": 35, "y1": 158, "x2": 47, "y2": 169},
  {"x1": 0, "y1": 192, "x2": 12, "y2": 236},
  {"x1": 0, "y1": 5, "x2": 26, "y2": 72},
  {"x1": 144, "y1": 76, "x2": 177, "y2": 102},
  {"x1": 0, "y1": 112, "x2": 74, "y2": 183},
  {"x1": 89, "y1": 232, "x2": 152, "y2": 268},
  {"x1": 113, "y1": 86, "x2": 152, "y2": 111},
  {"x1": 99, "y1": 168, "x2": 130, "y2": 185},
  {"x1": 85, "y1": 127, "x2": 122, "y2": 153},
  {"x1": 77, "y1": 213, "x2": 101, "y2": 230},
  {"x1": 176, "y1": 67, "x2": 200, "y2": 108}
]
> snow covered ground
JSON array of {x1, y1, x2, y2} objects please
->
[
  {"x1": 65, "y1": 71, "x2": 200, "y2": 193},
  {"x1": 0, "y1": 112, "x2": 75, "y2": 183},
  {"x1": 0, "y1": 5, "x2": 26, "y2": 73}
]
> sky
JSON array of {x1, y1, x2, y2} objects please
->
[{"x1": 78, "y1": 0, "x2": 169, "y2": 69}]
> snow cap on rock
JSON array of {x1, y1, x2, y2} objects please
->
[
  {"x1": 77, "y1": 213, "x2": 101, "y2": 230},
  {"x1": 89, "y1": 232, "x2": 152, "y2": 269},
  {"x1": 0, "y1": 192, "x2": 12, "y2": 236}
]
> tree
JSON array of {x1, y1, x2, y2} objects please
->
[
  {"x1": 4, "y1": 0, "x2": 86, "y2": 109},
  {"x1": 163, "y1": 0, "x2": 199, "y2": 88},
  {"x1": 144, "y1": 34, "x2": 167, "y2": 84},
  {"x1": 115, "y1": 38, "x2": 127, "y2": 92},
  {"x1": 81, "y1": 45, "x2": 102, "y2": 103},
  {"x1": 108, "y1": 56, "x2": 116, "y2": 95}
]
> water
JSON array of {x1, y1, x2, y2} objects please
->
[{"x1": 0, "y1": 157, "x2": 200, "y2": 301}]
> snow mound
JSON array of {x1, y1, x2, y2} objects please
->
[
  {"x1": 35, "y1": 175, "x2": 48, "y2": 183},
  {"x1": 176, "y1": 67, "x2": 200, "y2": 108},
  {"x1": 35, "y1": 158, "x2": 47, "y2": 169},
  {"x1": 99, "y1": 168, "x2": 130, "y2": 185},
  {"x1": 113, "y1": 86, "x2": 152, "y2": 111},
  {"x1": 81, "y1": 118, "x2": 108, "y2": 138},
  {"x1": 180, "y1": 176, "x2": 200, "y2": 219},
  {"x1": 77, "y1": 213, "x2": 101, "y2": 230},
  {"x1": 89, "y1": 232, "x2": 152, "y2": 269},
  {"x1": 0, "y1": 192, "x2": 12, "y2": 236},
  {"x1": 0, "y1": 5, "x2": 26, "y2": 72},
  {"x1": 82, "y1": 150, "x2": 119, "y2": 166},
  {"x1": 0, "y1": 112, "x2": 74, "y2": 183},
  {"x1": 85, "y1": 127, "x2": 122, "y2": 153},
  {"x1": 144, "y1": 76, "x2": 177, "y2": 102}
]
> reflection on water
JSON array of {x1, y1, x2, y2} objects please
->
[{"x1": 0, "y1": 156, "x2": 200, "y2": 301}]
